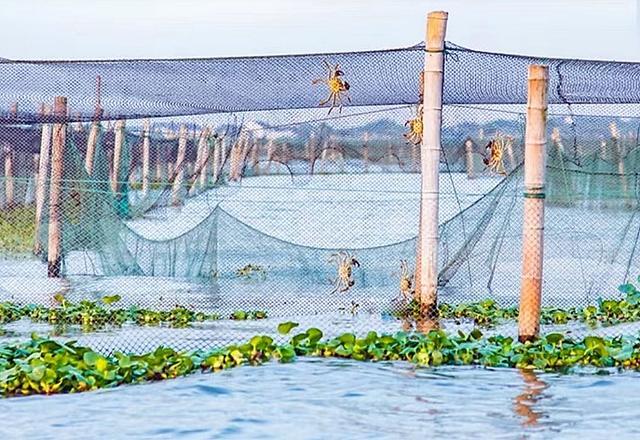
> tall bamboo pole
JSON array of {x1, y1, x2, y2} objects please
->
[
  {"x1": 111, "y1": 120, "x2": 125, "y2": 193},
  {"x1": 47, "y1": 97, "x2": 68, "y2": 278},
  {"x1": 34, "y1": 105, "x2": 52, "y2": 254},
  {"x1": 518, "y1": 65, "x2": 549, "y2": 342},
  {"x1": 172, "y1": 124, "x2": 187, "y2": 205},
  {"x1": 212, "y1": 136, "x2": 221, "y2": 183},
  {"x1": 141, "y1": 119, "x2": 151, "y2": 195},
  {"x1": 415, "y1": 11, "x2": 447, "y2": 318}
]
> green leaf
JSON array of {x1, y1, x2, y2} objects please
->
[
  {"x1": 102, "y1": 295, "x2": 122, "y2": 305},
  {"x1": 307, "y1": 328, "x2": 323, "y2": 344},
  {"x1": 83, "y1": 351, "x2": 99, "y2": 366},
  {"x1": 277, "y1": 322, "x2": 299, "y2": 335}
]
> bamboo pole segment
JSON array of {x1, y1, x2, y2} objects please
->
[
  {"x1": 198, "y1": 127, "x2": 210, "y2": 189},
  {"x1": 464, "y1": 138, "x2": 475, "y2": 179},
  {"x1": 85, "y1": 121, "x2": 101, "y2": 175},
  {"x1": 172, "y1": 124, "x2": 187, "y2": 205},
  {"x1": 110, "y1": 120, "x2": 125, "y2": 193},
  {"x1": 212, "y1": 135, "x2": 221, "y2": 183},
  {"x1": 362, "y1": 132, "x2": 370, "y2": 173},
  {"x1": 518, "y1": 64, "x2": 549, "y2": 342},
  {"x1": 3, "y1": 145, "x2": 14, "y2": 208},
  {"x1": 141, "y1": 119, "x2": 151, "y2": 196},
  {"x1": 34, "y1": 105, "x2": 52, "y2": 254},
  {"x1": 415, "y1": 11, "x2": 447, "y2": 318},
  {"x1": 47, "y1": 97, "x2": 68, "y2": 278}
]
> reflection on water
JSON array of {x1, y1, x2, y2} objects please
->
[
  {"x1": 2, "y1": 359, "x2": 640, "y2": 439},
  {"x1": 513, "y1": 369, "x2": 548, "y2": 427}
]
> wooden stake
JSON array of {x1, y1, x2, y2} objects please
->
[
  {"x1": 111, "y1": 120, "x2": 125, "y2": 193},
  {"x1": 189, "y1": 127, "x2": 209, "y2": 195},
  {"x1": 47, "y1": 97, "x2": 68, "y2": 277},
  {"x1": 518, "y1": 65, "x2": 549, "y2": 342},
  {"x1": 212, "y1": 136, "x2": 221, "y2": 183},
  {"x1": 34, "y1": 105, "x2": 52, "y2": 254},
  {"x1": 85, "y1": 120, "x2": 101, "y2": 175},
  {"x1": 172, "y1": 124, "x2": 187, "y2": 205},
  {"x1": 464, "y1": 138, "x2": 475, "y2": 179},
  {"x1": 3, "y1": 145, "x2": 14, "y2": 208},
  {"x1": 142, "y1": 119, "x2": 151, "y2": 195},
  {"x1": 415, "y1": 11, "x2": 447, "y2": 318}
]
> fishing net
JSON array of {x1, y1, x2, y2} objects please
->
[{"x1": 1, "y1": 42, "x2": 640, "y2": 353}]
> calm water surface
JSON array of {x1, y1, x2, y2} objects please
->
[{"x1": 1, "y1": 359, "x2": 640, "y2": 439}]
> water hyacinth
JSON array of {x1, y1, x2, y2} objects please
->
[{"x1": 3, "y1": 328, "x2": 640, "y2": 397}]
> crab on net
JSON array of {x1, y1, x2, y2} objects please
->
[
  {"x1": 404, "y1": 104, "x2": 424, "y2": 145},
  {"x1": 327, "y1": 251, "x2": 360, "y2": 294},
  {"x1": 312, "y1": 61, "x2": 351, "y2": 115},
  {"x1": 481, "y1": 133, "x2": 510, "y2": 176}
]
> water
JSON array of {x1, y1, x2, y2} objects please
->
[{"x1": 1, "y1": 359, "x2": 640, "y2": 439}]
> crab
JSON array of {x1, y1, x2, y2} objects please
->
[
  {"x1": 398, "y1": 260, "x2": 414, "y2": 302},
  {"x1": 328, "y1": 251, "x2": 360, "y2": 294},
  {"x1": 312, "y1": 61, "x2": 351, "y2": 115},
  {"x1": 482, "y1": 135, "x2": 508, "y2": 176},
  {"x1": 404, "y1": 105, "x2": 423, "y2": 145}
]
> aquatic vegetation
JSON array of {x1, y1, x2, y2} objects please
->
[
  {"x1": 0, "y1": 205, "x2": 36, "y2": 255},
  {"x1": 235, "y1": 264, "x2": 267, "y2": 282},
  {"x1": 3, "y1": 328, "x2": 640, "y2": 397},
  {"x1": 0, "y1": 297, "x2": 267, "y2": 333},
  {"x1": 393, "y1": 291, "x2": 640, "y2": 329}
]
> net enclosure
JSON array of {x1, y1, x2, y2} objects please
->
[{"x1": 1, "y1": 38, "x2": 640, "y2": 354}]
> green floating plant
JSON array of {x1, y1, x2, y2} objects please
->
[{"x1": 3, "y1": 328, "x2": 640, "y2": 397}]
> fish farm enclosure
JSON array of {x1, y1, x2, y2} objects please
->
[{"x1": 4, "y1": 9, "x2": 640, "y2": 410}]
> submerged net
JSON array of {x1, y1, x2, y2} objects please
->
[{"x1": 1, "y1": 42, "x2": 640, "y2": 353}]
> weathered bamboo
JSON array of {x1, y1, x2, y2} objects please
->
[
  {"x1": 141, "y1": 119, "x2": 151, "y2": 195},
  {"x1": 47, "y1": 97, "x2": 68, "y2": 278},
  {"x1": 212, "y1": 136, "x2": 222, "y2": 183},
  {"x1": 85, "y1": 121, "x2": 101, "y2": 175},
  {"x1": 415, "y1": 11, "x2": 447, "y2": 318},
  {"x1": 198, "y1": 127, "x2": 211, "y2": 189},
  {"x1": 3, "y1": 145, "x2": 14, "y2": 208},
  {"x1": 34, "y1": 105, "x2": 52, "y2": 254},
  {"x1": 518, "y1": 64, "x2": 549, "y2": 342},
  {"x1": 110, "y1": 120, "x2": 125, "y2": 193},
  {"x1": 362, "y1": 133, "x2": 370, "y2": 172},
  {"x1": 171, "y1": 124, "x2": 187, "y2": 205},
  {"x1": 464, "y1": 138, "x2": 475, "y2": 179}
]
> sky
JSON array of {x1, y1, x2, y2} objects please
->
[{"x1": 1, "y1": 0, "x2": 638, "y2": 61}]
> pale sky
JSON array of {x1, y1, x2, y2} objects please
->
[{"x1": 1, "y1": 0, "x2": 638, "y2": 61}]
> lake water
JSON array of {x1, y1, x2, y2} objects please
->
[{"x1": 1, "y1": 358, "x2": 640, "y2": 439}]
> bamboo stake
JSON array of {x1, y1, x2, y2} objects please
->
[
  {"x1": 3, "y1": 145, "x2": 14, "y2": 208},
  {"x1": 85, "y1": 121, "x2": 101, "y2": 175},
  {"x1": 415, "y1": 11, "x2": 447, "y2": 318},
  {"x1": 47, "y1": 97, "x2": 68, "y2": 278},
  {"x1": 464, "y1": 138, "x2": 475, "y2": 179},
  {"x1": 518, "y1": 65, "x2": 549, "y2": 342},
  {"x1": 212, "y1": 136, "x2": 221, "y2": 183},
  {"x1": 34, "y1": 105, "x2": 52, "y2": 254},
  {"x1": 198, "y1": 127, "x2": 210, "y2": 189},
  {"x1": 363, "y1": 132, "x2": 370, "y2": 173},
  {"x1": 172, "y1": 124, "x2": 187, "y2": 205},
  {"x1": 110, "y1": 120, "x2": 125, "y2": 193},
  {"x1": 141, "y1": 119, "x2": 151, "y2": 196}
]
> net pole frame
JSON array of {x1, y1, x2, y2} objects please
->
[
  {"x1": 415, "y1": 10, "x2": 448, "y2": 318},
  {"x1": 518, "y1": 64, "x2": 549, "y2": 342},
  {"x1": 47, "y1": 96, "x2": 68, "y2": 278},
  {"x1": 34, "y1": 104, "x2": 51, "y2": 254}
]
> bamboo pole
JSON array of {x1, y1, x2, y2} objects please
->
[
  {"x1": 198, "y1": 127, "x2": 210, "y2": 189},
  {"x1": 3, "y1": 145, "x2": 14, "y2": 208},
  {"x1": 141, "y1": 119, "x2": 151, "y2": 195},
  {"x1": 47, "y1": 97, "x2": 68, "y2": 278},
  {"x1": 415, "y1": 11, "x2": 447, "y2": 318},
  {"x1": 212, "y1": 136, "x2": 221, "y2": 183},
  {"x1": 85, "y1": 121, "x2": 100, "y2": 175},
  {"x1": 172, "y1": 124, "x2": 187, "y2": 205},
  {"x1": 34, "y1": 105, "x2": 52, "y2": 254},
  {"x1": 110, "y1": 120, "x2": 125, "y2": 193},
  {"x1": 464, "y1": 138, "x2": 475, "y2": 179},
  {"x1": 518, "y1": 65, "x2": 549, "y2": 342}
]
